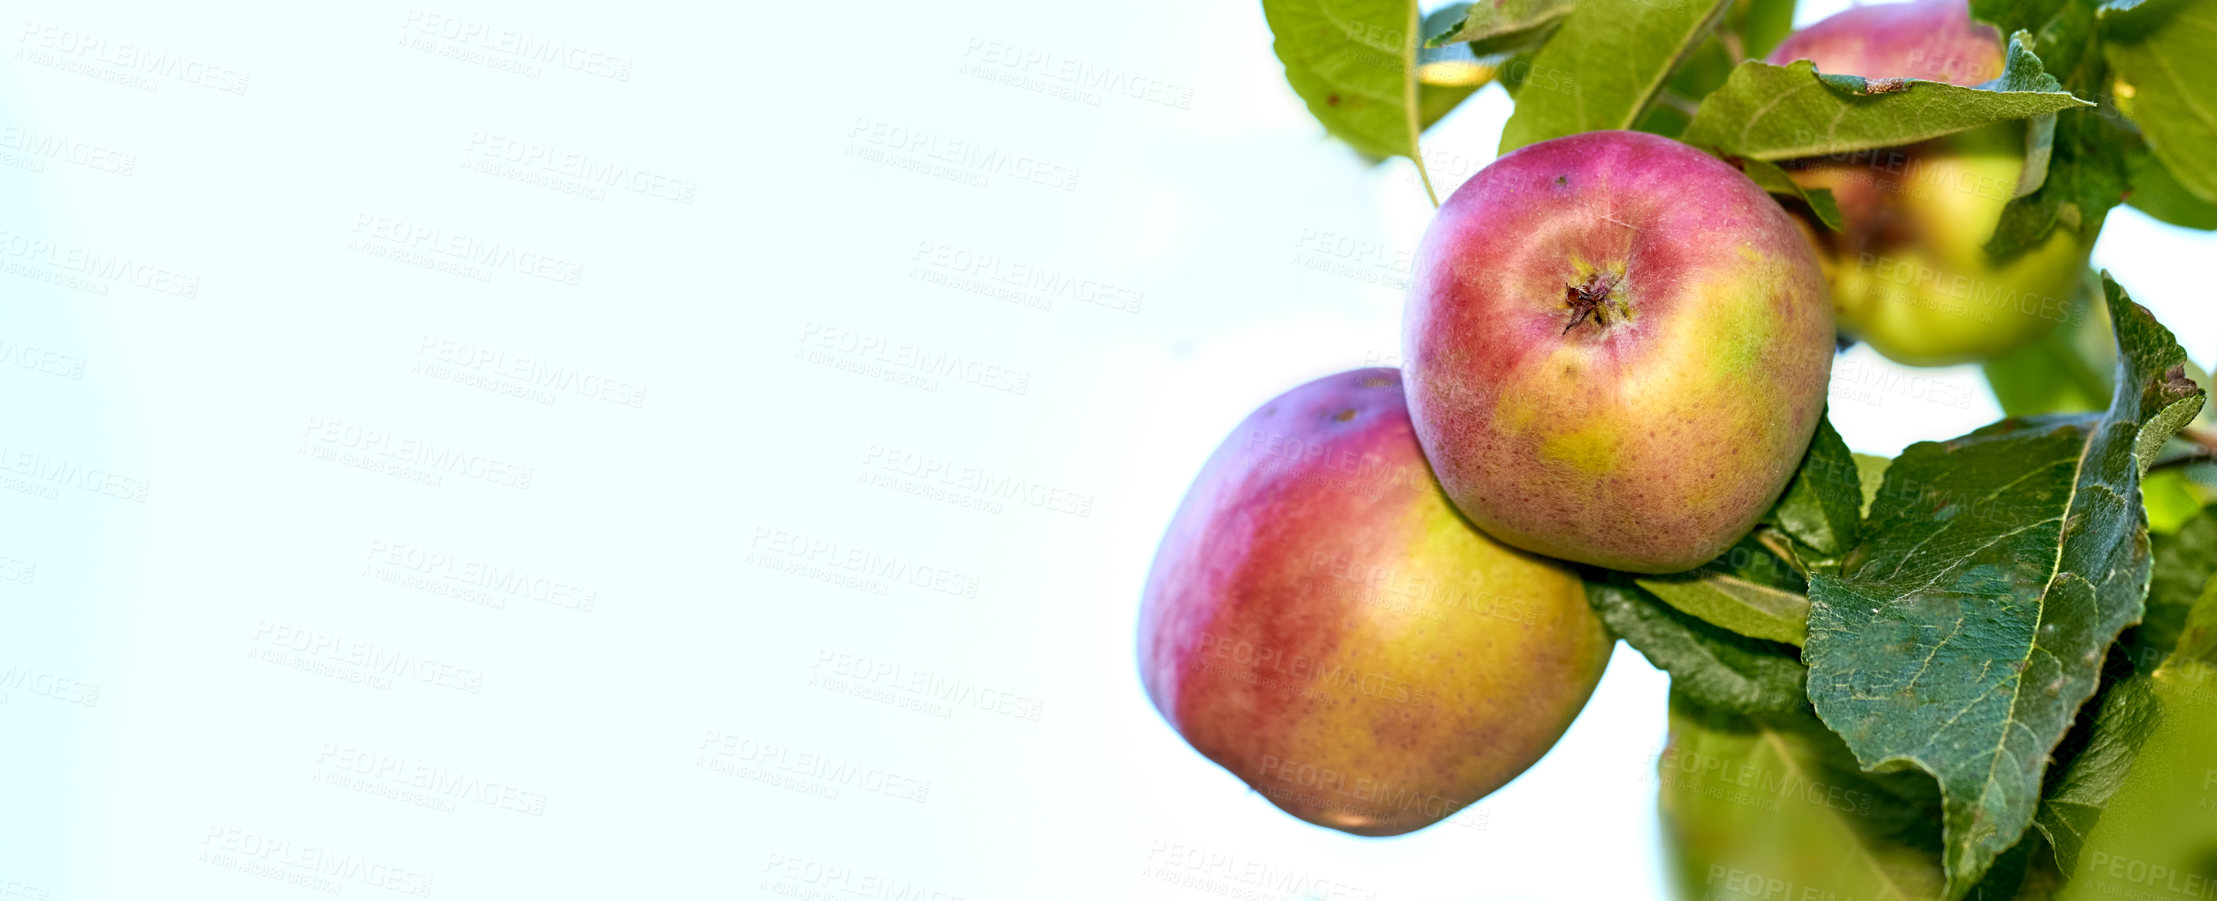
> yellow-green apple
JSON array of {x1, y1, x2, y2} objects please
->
[
  {"x1": 1767, "y1": 0, "x2": 2091, "y2": 366},
  {"x1": 1403, "y1": 130, "x2": 1833, "y2": 574},
  {"x1": 1137, "y1": 368, "x2": 1612, "y2": 836}
]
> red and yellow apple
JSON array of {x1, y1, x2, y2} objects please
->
[
  {"x1": 1403, "y1": 130, "x2": 1833, "y2": 574},
  {"x1": 1137, "y1": 368, "x2": 1613, "y2": 836},
  {"x1": 1767, "y1": 0, "x2": 2091, "y2": 366}
]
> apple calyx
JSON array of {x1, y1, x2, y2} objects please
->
[{"x1": 1562, "y1": 271, "x2": 1623, "y2": 334}]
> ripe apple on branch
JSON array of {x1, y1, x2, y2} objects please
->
[{"x1": 1141, "y1": 0, "x2": 2217, "y2": 897}]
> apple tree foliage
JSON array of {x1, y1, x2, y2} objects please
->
[{"x1": 1260, "y1": 0, "x2": 2217, "y2": 898}]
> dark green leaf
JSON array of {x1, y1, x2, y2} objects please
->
[
  {"x1": 1802, "y1": 277, "x2": 2205, "y2": 898},
  {"x1": 1425, "y1": 0, "x2": 1575, "y2": 54},
  {"x1": 1585, "y1": 573, "x2": 1807, "y2": 715},
  {"x1": 1264, "y1": 0, "x2": 1440, "y2": 193},
  {"x1": 1682, "y1": 37, "x2": 2092, "y2": 161},
  {"x1": 1983, "y1": 103, "x2": 2130, "y2": 257},
  {"x1": 1982, "y1": 0, "x2": 2123, "y2": 255},
  {"x1": 1496, "y1": 0, "x2": 1735, "y2": 154},
  {"x1": 2104, "y1": 0, "x2": 2217, "y2": 204},
  {"x1": 2032, "y1": 674, "x2": 2160, "y2": 873},
  {"x1": 1973, "y1": 0, "x2": 2073, "y2": 40},
  {"x1": 1981, "y1": 270, "x2": 2116, "y2": 418},
  {"x1": 1735, "y1": 156, "x2": 1845, "y2": 230},
  {"x1": 1657, "y1": 690, "x2": 1951, "y2": 901},
  {"x1": 1767, "y1": 414, "x2": 1865, "y2": 568},
  {"x1": 2044, "y1": 527, "x2": 2217, "y2": 894}
]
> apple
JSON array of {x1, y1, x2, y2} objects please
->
[
  {"x1": 1137, "y1": 368, "x2": 1612, "y2": 836},
  {"x1": 1403, "y1": 130, "x2": 1833, "y2": 574},
  {"x1": 1766, "y1": 0, "x2": 2091, "y2": 366}
]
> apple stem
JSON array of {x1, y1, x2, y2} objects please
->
[{"x1": 1561, "y1": 272, "x2": 1619, "y2": 334}]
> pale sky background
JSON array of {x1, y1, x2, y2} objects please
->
[{"x1": 0, "y1": 0, "x2": 2209, "y2": 899}]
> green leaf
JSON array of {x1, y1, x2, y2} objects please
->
[
  {"x1": 2032, "y1": 673, "x2": 2160, "y2": 873},
  {"x1": 1425, "y1": 0, "x2": 1576, "y2": 54},
  {"x1": 1855, "y1": 453, "x2": 1894, "y2": 518},
  {"x1": 1734, "y1": 156, "x2": 1845, "y2": 230},
  {"x1": 1658, "y1": 691, "x2": 1950, "y2": 901},
  {"x1": 1982, "y1": 270, "x2": 2116, "y2": 418},
  {"x1": 1984, "y1": 103, "x2": 2130, "y2": 257},
  {"x1": 2104, "y1": 0, "x2": 2217, "y2": 204},
  {"x1": 1637, "y1": 571, "x2": 1810, "y2": 646},
  {"x1": 1767, "y1": 414, "x2": 1865, "y2": 568},
  {"x1": 1802, "y1": 276, "x2": 2205, "y2": 898},
  {"x1": 1417, "y1": 2, "x2": 1498, "y2": 129},
  {"x1": 1586, "y1": 572, "x2": 1807, "y2": 715},
  {"x1": 1983, "y1": 0, "x2": 2125, "y2": 255},
  {"x1": 1729, "y1": 0, "x2": 1797, "y2": 62},
  {"x1": 2047, "y1": 527, "x2": 2217, "y2": 898},
  {"x1": 1264, "y1": 0, "x2": 1440, "y2": 196},
  {"x1": 1635, "y1": 531, "x2": 1812, "y2": 646},
  {"x1": 1681, "y1": 38, "x2": 2092, "y2": 161},
  {"x1": 1975, "y1": 0, "x2": 2073, "y2": 41},
  {"x1": 2142, "y1": 506, "x2": 2217, "y2": 659},
  {"x1": 2124, "y1": 139, "x2": 2217, "y2": 229},
  {"x1": 1496, "y1": 0, "x2": 1735, "y2": 154}
]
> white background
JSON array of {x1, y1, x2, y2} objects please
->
[{"x1": 2, "y1": 1, "x2": 2210, "y2": 899}]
